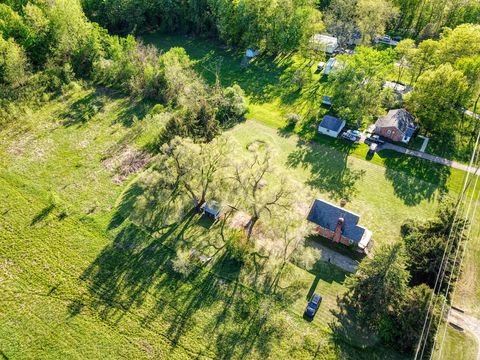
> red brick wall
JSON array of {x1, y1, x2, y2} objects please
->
[
  {"x1": 375, "y1": 126, "x2": 403, "y2": 142},
  {"x1": 317, "y1": 226, "x2": 334, "y2": 240},
  {"x1": 316, "y1": 226, "x2": 353, "y2": 246}
]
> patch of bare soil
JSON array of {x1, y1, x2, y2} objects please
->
[
  {"x1": 229, "y1": 211, "x2": 251, "y2": 230},
  {"x1": 103, "y1": 145, "x2": 152, "y2": 184}
]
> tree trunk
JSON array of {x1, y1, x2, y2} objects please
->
[{"x1": 244, "y1": 215, "x2": 258, "y2": 242}]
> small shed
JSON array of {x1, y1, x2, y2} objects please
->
[
  {"x1": 203, "y1": 200, "x2": 222, "y2": 219},
  {"x1": 309, "y1": 34, "x2": 339, "y2": 54},
  {"x1": 318, "y1": 115, "x2": 346, "y2": 138}
]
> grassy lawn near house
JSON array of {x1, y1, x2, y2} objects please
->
[
  {"x1": 1, "y1": 33, "x2": 478, "y2": 359},
  {"x1": 144, "y1": 33, "x2": 477, "y2": 166},
  {"x1": 0, "y1": 87, "x2": 410, "y2": 359},
  {"x1": 144, "y1": 33, "x2": 480, "y2": 316}
]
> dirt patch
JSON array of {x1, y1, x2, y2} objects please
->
[
  {"x1": 103, "y1": 145, "x2": 152, "y2": 184},
  {"x1": 229, "y1": 211, "x2": 251, "y2": 230}
]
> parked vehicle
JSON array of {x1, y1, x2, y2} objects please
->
[
  {"x1": 342, "y1": 129, "x2": 361, "y2": 142},
  {"x1": 365, "y1": 134, "x2": 385, "y2": 145},
  {"x1": 368, "y1": 143, "x2": 378, "y2": 156},
  {"x1": 347, "y1": 129, "x2": 362, "y2": 138},
  {"x1": 317, "y1": 61, "x2": 325, "y2": 71},
  {"x1": 341, "y1": 132, "x2": 359, "y2": 142},
  {"x1": 304, "y1": 293, "x2": 322, "y2": 320}
]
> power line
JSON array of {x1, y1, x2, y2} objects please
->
[
  {"x1": 434, "y1": 155, "x2": 480, "y2": 359},
  {"x1": 414, "y1": 130, "x2": 480, "y2": 360}
]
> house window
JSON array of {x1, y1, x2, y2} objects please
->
[{"x1": 386, "y1": 129, "x2": 391, "y2": 136}]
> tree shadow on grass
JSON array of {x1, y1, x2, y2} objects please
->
[
  {"x1": 75, "y1": 222, "x2": 179, "y2": 321},
  {"x1": 287, "y1": 138, "x2": 365, "y2": 202},
  {"x1": 30, "y1": 203, "x2": 56, "y2": 226},
  {"x1": 74, "y1": 215, "x2": 286, "y2": 357},
  {"x1": 108, "y1": 182, "x2": 144, "y2": 230},
  {"x1": 378, "y1": 150, "x2": 449, "y2": 206},
  {"x1": 60, "y1": 91, "x2": 106, "y2": 127}
]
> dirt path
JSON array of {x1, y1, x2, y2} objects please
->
[{"x1": 448, "y1": 307, "x2": 480, "y2": 360}]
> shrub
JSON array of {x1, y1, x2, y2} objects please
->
[
  {"x1": 171, "y1": 249, "x2": 194, "y2": 277},
  {"x1": 216, "y1": 84, "x2": 247, "y2": 127},
  {"x1": 285, "y1": 113, "x2": 301, "y2": 127}
]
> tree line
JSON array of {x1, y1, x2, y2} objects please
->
[
  {"x1": 81, "y1": 0, "x2": 324, "y2": 54},
  {"x1": 339, "y1": 199, "x2": 467, "y2": 355},
  {"x1": 0, "y1": 0, "x2": 247, "y2": 141}
]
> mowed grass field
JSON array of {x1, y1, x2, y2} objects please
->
[
  {"x1": 144, "y1": 34, "x2": 480, "y2": 315},
  {"x1": 0, "y1": 33, "x2": 478, "y2": 358},
  {"x1": 0, "y1": 87, "x2": 411, "y2": 359}
]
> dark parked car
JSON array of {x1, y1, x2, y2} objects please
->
[
  {"x1": 368, "y1": 142, "x2": 378, "y2": 156},
  {"x1": 303, "y1": 293, "x2": 322, "y2": 320}
]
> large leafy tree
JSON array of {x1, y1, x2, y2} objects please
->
[
  {"x1": 0, "y1": 36, "x2": 28, "y2": 88},
  {"x1": 342, "y1": 242, "x2": 410, "y2": 328},
  {"x1": 356, "y1": 0, "x2": 399, "y2": 44},
  {"x1": 323, "y1": 0, "x2": 358, "y2": 46},
  {"x1": 329, "y1": 46, "x2": 395, "y2": 126},
  {"x1": 406, "y1": 63, "x2": 469, "y2": 134},
  {"x1": 231, "y1": 146, "x2": 292, "y2": 242},
  {"x1": 380, "y1": 284, "x2": 444, "y2": 354},
  {"x1": 402, "y1": 199, "x2": 467, "y2": 294}
]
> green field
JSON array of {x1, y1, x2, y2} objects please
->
[
  {"x1": 145, "y1": 33, "x2": 480, "y2": 314},
  {"x1": 0, "y1": 34, "x2": 479, "y2": 359}
]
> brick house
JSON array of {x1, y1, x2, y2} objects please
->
[
  {"x1": 374, "y1": 109, "x2": 417, "y2": 143},
  {"x1": 307, "y1": 199, "x2": 372, "y2": 253}
]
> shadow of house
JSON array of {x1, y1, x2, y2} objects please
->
[
  {"x1": 379, "y1": 150, "x2": 449, "y2": 206},
  {"x1": 287, "y1": 139, "x2": 365, "y2": 202}
]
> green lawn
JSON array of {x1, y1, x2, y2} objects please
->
[
  {"x1": 0, "y1": 86, "x2": 409, "y2": 359},
  {"x1": 436, "y1": 325, "x2": 478, "y2": 360},
  {"x1": 0, "y1": 33, "x2": 479, "y2": 359},
  {"x1": 145, "y1": 33, "x2": 480, "y2": 316}
]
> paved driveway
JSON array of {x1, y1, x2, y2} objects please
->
[
  {"x1": 359, "y1": 132, "x2": 478, "y2": 174},
  {"x1": 381, "y1": 142, "x2": 479, "y2": 174}
]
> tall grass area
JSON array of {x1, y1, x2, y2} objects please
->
[
  {"x1": 0, "y1": 86, "x2": 411, "y2": 359},
  {"x1": 1, "y1": 34, "x2": 479, "y2": 358}
]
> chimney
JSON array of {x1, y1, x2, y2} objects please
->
[{"x1": 333, "y1": 217, "x2": 344, "y2": 243}]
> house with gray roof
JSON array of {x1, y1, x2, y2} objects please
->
[
  {"x1": 307, "y1": 199, "x2": 372, "y2": 253},
  {"x1": 374, "y1": 109, "x2": 417, "y2": 143},
  {"x1": 318, "y1": 115, "x2": 345, "y2": 138}
]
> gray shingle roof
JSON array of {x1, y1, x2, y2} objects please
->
[
  {"x1": 307, "y1": 199, "x2": 366, "y2": 243},
  {"x1": 375, "y1": 109, "x2": 416, "y2": 134},
  {"x1": 319, "y1": 115, "x2": 344, "y2": 132}
]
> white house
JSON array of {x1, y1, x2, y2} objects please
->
[
  {"x1": 309, "y1": 34, "x2": 339, "y2": 54},
  {"x1": 318, "y1": 115, "x2": 346, "y2": 138}
]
